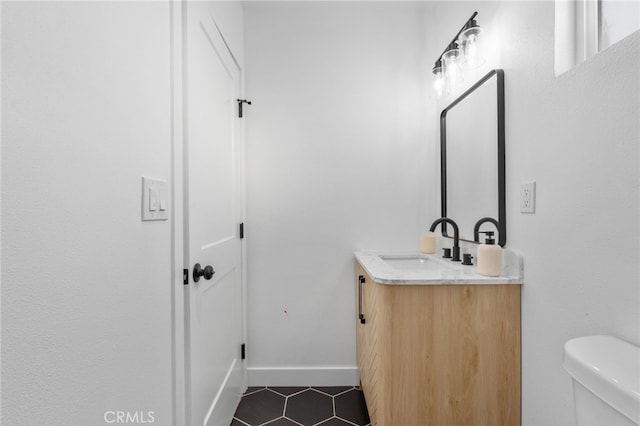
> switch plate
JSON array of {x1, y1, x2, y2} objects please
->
[
  {"x1": 142, "y1": 177, "x2": 169, "y2": 221},
  {"x1": 520, "y1": 181, "x2": 536, "y2": 213}
]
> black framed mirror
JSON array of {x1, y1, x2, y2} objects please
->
[{"x1": 440, "y1": 69, "x2": 506, "y2": 246}]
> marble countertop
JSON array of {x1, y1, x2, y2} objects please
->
[{"x1": 354, "y1": 249, "x2": 523, "y2": 285}]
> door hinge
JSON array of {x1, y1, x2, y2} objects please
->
[
  {"x1": 183, "y1": 269, "x2": 189, "y2": 285},
  {"x1": 241, "y1": 343, "x2": 246, "y2": 360},
  {"x1": 237, "y1": 99, "x2": 252, "y2": 118},
  {"x1": 239, "y1": 222, "x2": 244, "y2": 239}
]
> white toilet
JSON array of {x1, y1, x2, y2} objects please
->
[{"x1": 564, "y1": 335, "x2": 640, "y2": 425}]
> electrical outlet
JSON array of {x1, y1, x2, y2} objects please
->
[{"x1": 520, "y1": 182, "x2": 536, "y2": 213}]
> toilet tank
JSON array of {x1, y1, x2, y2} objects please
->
[{"x1": 563, "y1": 335, "x2": 640, "y2": 426}]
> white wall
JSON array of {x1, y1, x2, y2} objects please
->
[
  {"x1": 424, "y1": 2, "x2": 639, "y2": 424},
  {"x1": 245, "y1": 1, "x2": 639, "y2": 423},
  {"x1": 2, "y1": 2, "x2": 175, "y2": 424},
  {"x1": 8, "y1": 1, "x2": 632, "y2": 423},
  {"x1": 243, "y1": 2, "x2": 432, "y2": 385}
]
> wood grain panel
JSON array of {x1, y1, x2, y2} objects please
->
[{"x1": 355, "y1": 262, "x2": 521, "y2": 426}]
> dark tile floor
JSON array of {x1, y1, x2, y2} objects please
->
[{"x1": 231, "y1": 386, "x2": 371, "y2": 426}]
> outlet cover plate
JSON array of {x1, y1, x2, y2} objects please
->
[{"x1": 520, "y1": 181, "x2": 536, "y2": 213}]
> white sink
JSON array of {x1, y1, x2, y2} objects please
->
[{"x1": 379, "y1": 254, "x2": 456, "y2": 271}]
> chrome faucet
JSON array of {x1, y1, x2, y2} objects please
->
[{"x1": 429, "y1": 217, "x2": 461, "y2": 262}]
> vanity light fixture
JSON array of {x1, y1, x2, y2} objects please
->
[{"x1": 432, "y1": 11, "x2": 484, "y2": 98}]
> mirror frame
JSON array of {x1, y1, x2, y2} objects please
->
[{"x1": 440, "y1": 69, "x2": 506, "y2": 247}]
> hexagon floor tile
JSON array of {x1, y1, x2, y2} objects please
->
[
  {"x1": 231, "y1": 386, "x2": 370, "y2": 426},
  {"x1": 286, "y1": 389, "x2": 333, "y2": 425},
  {"x1": 233, "y1": 389, "x2": 285, "y2": 425}
]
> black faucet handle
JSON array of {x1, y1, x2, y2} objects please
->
[
  {"x1": 442, "y1": 248, "x2": 452, "y2": 259},
  {"x1": 462, "y1": 253, "x2": 474, "y2": 265},
  {"x1": 479, "y1": 231, "x2": 496, "y2": 245}
]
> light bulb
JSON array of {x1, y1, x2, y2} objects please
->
[
  {"x1": 446, "y1": 60, "x2": 458, "y2": 79},
  {"x1": 442, "y1": 43, "x2": 461, "y2": 66},
  {"x1": 442, "y1": 44, "x2": 461, "y2": 94},
  {"x1": 433, "y1": 66, "x2": 445, "y2": 98},
  {"x1": 459, "y1": 20, "x2": 484, "y2": 70},
  {"x1": 466, "y1": 34, "x2": 478, "y2": 58}
]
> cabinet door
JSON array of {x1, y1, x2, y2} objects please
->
[
  {"x1": 385, "y1": 285, "x2": 520, "y2": 426},
  {"x1": 356, "y1": 265, "x2": 520, "y2": 426}
]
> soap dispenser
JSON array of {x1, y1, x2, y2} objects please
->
[{"x1": 477, "y1": 231, "x2": 502, "y2": 277}]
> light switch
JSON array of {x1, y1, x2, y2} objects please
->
[
  {"x1": 149, "y1": 188, "x2": 158, "y2": 211},
  {"x1": 142, "y1": 177, "x2": 169, "y2": 221}
]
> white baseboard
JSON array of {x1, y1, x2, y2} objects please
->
[{"x1": 247, "y1": 366, "x2": 359, "y2": 387}]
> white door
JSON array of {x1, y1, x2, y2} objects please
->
[{"x1": 184, "y1": 8, "x2": 244, "y2": 426}]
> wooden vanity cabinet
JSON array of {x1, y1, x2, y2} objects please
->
[{"x1": 355, "y1": 262, "x2": 521, "y2": 426}]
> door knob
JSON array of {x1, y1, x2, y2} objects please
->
[{"x1": 193, "y1": 263, "x2": 215, "y2": 283}]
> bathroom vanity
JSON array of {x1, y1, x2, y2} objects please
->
[{"x1": 354, "y1": 250, "x2": 522, "y2": 426}]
